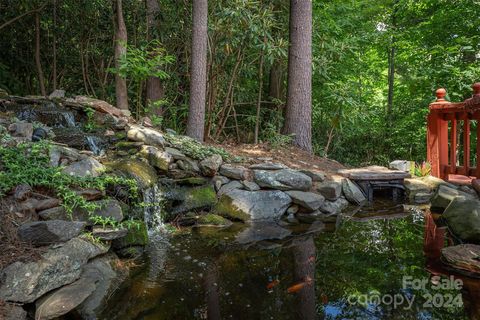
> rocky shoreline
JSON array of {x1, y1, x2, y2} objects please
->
[{"x1": 2, "y1": 93, "x2": 480, "y2": 319}]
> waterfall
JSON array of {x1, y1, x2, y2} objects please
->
[
  {"x1": 85, "y1": 136, "x2": 105, "y2": 156},
  {"x1": 143, "y1": 184, "x2": 166, "y2": 232},
  {"x1": 61, "y1": 111, "x2": 76, "y2": 127}
]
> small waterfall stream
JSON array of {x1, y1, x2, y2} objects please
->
[{"x1": 85, "y1": 136, "x2": 105, "y2": 156}]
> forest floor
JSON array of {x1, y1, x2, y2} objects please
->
[{"x1": 215, "y1": 142, "x2": 346, "y2": 175}]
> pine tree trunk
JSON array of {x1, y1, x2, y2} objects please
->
[
  {"x1": 146, "y1": 0, "x2": 165, "y2": 117},
  {"x1": 114, "y1": 0, "x2": 129, "y2": 111},
  {"x1": 186, "y1": 0, "x2": 208, "y2": 141},
  {"x1": 35, "y1": 12, "x2": 46, "y2": 96},
  {"x1": 284, "y1": 0, "x2": 312, "y2": 153}
]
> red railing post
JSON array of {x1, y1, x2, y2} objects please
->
[{"x1": 428, "y1": 88, "x2": 449, "y2": 179}]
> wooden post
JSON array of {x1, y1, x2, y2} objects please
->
[
  {"x1": 428, "y1": 88, "x2": 450, "y2": 179},
  {"x1": 463, "y1": 115, "x2": 470, "y2": 176},
  {"x1": 450, "y1": 117, "x2": 457, "y2": 175}
]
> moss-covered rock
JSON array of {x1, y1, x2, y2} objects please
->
[
  {"x1": 164, "y1": 185, "x2": 217, "y2": 217},
  {"x1": 174, "y1": 177, "x2": 208, "y2": 186},
  {"x1": 112, "y1": 220, "x2": 148, "y2": 249},
  {"x1": 138, "y1": 145, "x2": 172, "y2": 171},
  {"x1": 108, "y1": 159, "x2": 157, "y2": 189},
  {"x1": 196, "y1": 213, "x2": 233, "y2": 228}
]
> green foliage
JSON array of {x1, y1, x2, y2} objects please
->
[
  {"x1": 83, "y1": 107, "x2": 97, "y2": 132},
  {"x1": 412, "y1": 161, "x2": 431, "y2": 177},
  {"x1": 0, "y1": 141, "x2": 138, "y2": 215},
  {"x1": 164, "y1": 133, "x2": 231, "y2": 161}
]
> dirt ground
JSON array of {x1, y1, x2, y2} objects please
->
[{"x1": 213, "y1": 142, "x2": 346, "y2": 175}]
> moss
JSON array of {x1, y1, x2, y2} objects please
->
[
  {"x1": 197, "y1": 213, "x2": 231, "y2": 227},
  {"x1": 112, "y1": 220, "x2": 148, "y2": 248},
  {"x1": 108, "y1": 159, "x2": 157, "y2": 189},
  {"x1": 213, "y1": 194, "x2": 250, "y2": 222},
  {"x1": 187, "y1": 185, "x2": 216, "y2": 207},
  {"x1": 164, "y1": 133, "x2": 230, "y2": 161}
]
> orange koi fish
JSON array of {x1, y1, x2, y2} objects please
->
[{"x1": 266, "y1": 279, "x2": 280, "y2": 290}]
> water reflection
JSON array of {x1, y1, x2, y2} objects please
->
[{"x1": 100, "y1": 201, "x2": 480, "y2": 320}]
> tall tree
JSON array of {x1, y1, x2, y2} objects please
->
[
  {"x1": 386, "y1": 0, "x2": 398, "y2": 124},
  {"x1": 34, "y1": 12, "x2": 46, "y2": 96},
  {"x1": 113, "y1": 0, "x2": 129, "y2": 110},
  {"x1": 146, "y1": 0, "x2": 165, "y2": 117},
  {"x1": 186, "y1": 0, "x2": 208, "y2": 141},
  {"x1": 284, "y1": 0, "x2": 312, "y2": 152}
]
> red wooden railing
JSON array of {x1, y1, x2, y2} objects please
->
[{"x1": 427, "y1": 82, "x2": 480, "y2": 183}]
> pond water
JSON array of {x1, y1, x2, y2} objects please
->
[{"x1": 101, "y1": 200, "x2": 480, "y2": 320}]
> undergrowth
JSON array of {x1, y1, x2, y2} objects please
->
[{"x1": 0, "y1": 141, "x2": 138, "y2": 216}]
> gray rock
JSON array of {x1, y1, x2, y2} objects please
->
[
  {"x1": 431, "y1": 185, "x2": 474, "y2": 212},
  {"x1": 76, "y1": 254, "x2": 128, "y2": 319},
  {"x1": 63, "y1": 157, "x2": 105, "y2": 178},
  {"x1": 249, "y1": 162, "x2": 288, "y2": 170},
  {"x1": 254, "y1": 169, "x2": 312, "y2": 191},
  {"x1": 0, "y1": 237, "x2": 109, "y2": 303},
  {"x1": 300, "y1": 169, "x2": 326, "y2": 182},
  {"x1": 443, "y1": 197, "x2": 480, "y2": 243},
  {"x1": 285, "y1": 191, "x2": 325, "y2": 211},
  {"x1": 319, "y1": 198, "x2": 349, "y2": 214},
  {"x1": 316, "y1": 181, "x2": 342, "y2": 200},
  {"x1": 236, "y1": 222, "x2": 291, "y2": 244},
  {"x1": 212, "y1": 175, "x2": 230, "y2": 192},
  {"x1": 14, "y1": 184, "x2": 32, "y2": 201},
  {"x1": 414, "y1": 192, "x2": 433, "y2": 204},
  {"x1": 389, "y1": 160, "x2": 412, "y2": 172},
  {"x1": 3, "y1": 304, "x2": 27, "y2": 320},
  {"x1": 49, "y1": 145, "x2": 86, "y2": 167},
  {"x1": 165, "y1": 185, "x2": 217, "y2": 216},
  {"x1": 92, "y1": 226, "x2": 128, "y2": 241},
  {"x1": 287, "y1": 204, "x2": 299, "y2": 215},
  {"x1": 48, "y1": 89, "x2": 66, "y2": 99},
  {"x1": 127, "y1": 125, "x2": 166, "y2": 147},
  {"x1": 177, "y1": 158, "x2": 200, "y2": 173},
  {"x1": 219, "y1": 164, "x2": 249, "y2": 180},
  {"x1": 242, "y1": 180, "x2": 260, "y2": 191},
  {"x1": 18, "y1": 220, "x2": 86, "y2": 246},
  {"x1": 35, "y1": 277, "x2": 96, "y2": 320},
  {"x1": 342, "y1": 179, "x2": 367, "y2": 204},
  {"x1": 217, "y1": 180, "x2": 244, "y2": 196},
  {"x1": 165, "y1": 147, "x2": 187, "y2": 160},
  {"x1": 38, "y1": 199, "x2": 123, "y2": 225},
  {"x1": 139, "y1": 145, "x2": 172, "y2": 171},
  {"x1": 8, "y1": 122, "x2": 33, "y2": 139},
  {"x1": 199, "y1": 154, "x2": 223, "y2": 176},
  {"x1": 214, "y1": 189, "x2": 292, "y2": 221}
]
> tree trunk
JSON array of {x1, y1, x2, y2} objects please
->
[
  {"x1": 254, "y1": 39, "x2": 266, "y2": 144},
  {"x1": 52, "y1": 0, "x2": 57, "y2": 91},
  {"x1": 284, "y1": 0, "x2": 312, "y2": 153},
  {"x1": 186, "y1": 0, "x2": 208, "y2": 141},
  {"x1": 146, "y1": 0, "x2": 165, "y2": 117},
  {"x1": 114, "y1": 0, "x2": 129, "y2": 110},
  {"x1": 386, "y1": 0, "x2": 398, "y2": 124},
  {"x1": 34, "y1": 12, "x2": 46, "y2": 96}
]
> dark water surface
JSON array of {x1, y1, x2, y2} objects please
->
[{"x1": 101, "y1": 201, "x2": 480, "y2": 320}]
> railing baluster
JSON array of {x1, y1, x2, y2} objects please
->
[
  {"x1": 450, "y1": 117, "x2": 457, "y2": 175},
  {"x1": 463, "y1": 116, "x2": 470, "y2": 176}
]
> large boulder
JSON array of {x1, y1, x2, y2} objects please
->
[
  {"x1": 214, "y1": 189, "x2": 292, "y2": 221},
  {"x1": 139, "y1": 145, "x2": 172, "y2": 171},
  {"x1": 163, "y1": 185, "x2": 217, "y2": 217},
  {"x1": 219, "y1": 164, "x2": 249, "y2": 180},
  {"x1": 0, "y1": 237, "x2": 109, "y2": 303},
  {"x1": 342, "y1": 179, "x2": 366, "y2": 204},
  {"x1": 441, "y1": 244, "x2": 480, "y2": 275},
  {"x1": 35, "y1": 277, "x2": 96, "y2": 320},
  {"x1": 431, "y1": 185, "x2": 474, "y2": 212},
  {"x1": 285, "y1": 191, "x2": 325, "y2": 211},
  {"x1": 217, "y1": 180, "x2": 243, "y2": 196},
  {"x1": 316, "y1": 181, "x2": 342, "y2": 201},
  {"x1": 319, "y1": 197, "x2": 349, "y2": 215},
  {"x1": 39, "y1": 199, "x2": 123, "y2": 224},
  {"x1": 63, "y1": 157, "x2": 105, "y2": 178},
  {"x1": 443, "y1": 197, "x2": 480, "y2": 243},
  {"x1": 299, "y1": 169, "x2": 326, "y2": 182},
  {"x1": 76, "y1": 254, "x2": 128, "y2": 319},
  {"x1": 127, "y1": 125, "x2": 166, "y2": 147},
  {"x1": 18, "y1": 220, "x2": 86, "y2": 246},
  {"x1": 253, "y1": 169, "x2": 312, "y2": 191},
  {"x1": 388, "y1": 160, "x2": 412, "y2": 172},
  {"x1": 199, "y1": 154, "x2": 223, "y2": 176},
  {"x1": 249, "y1": 162, "x2": 288, "y2": 170},
  {"x1": 109, "y1": 159, "x2": 158, "y2": 189}
]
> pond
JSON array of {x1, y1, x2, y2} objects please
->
[{"x1": 101, "y1": 200, "x2": 480, "y2": 320}]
